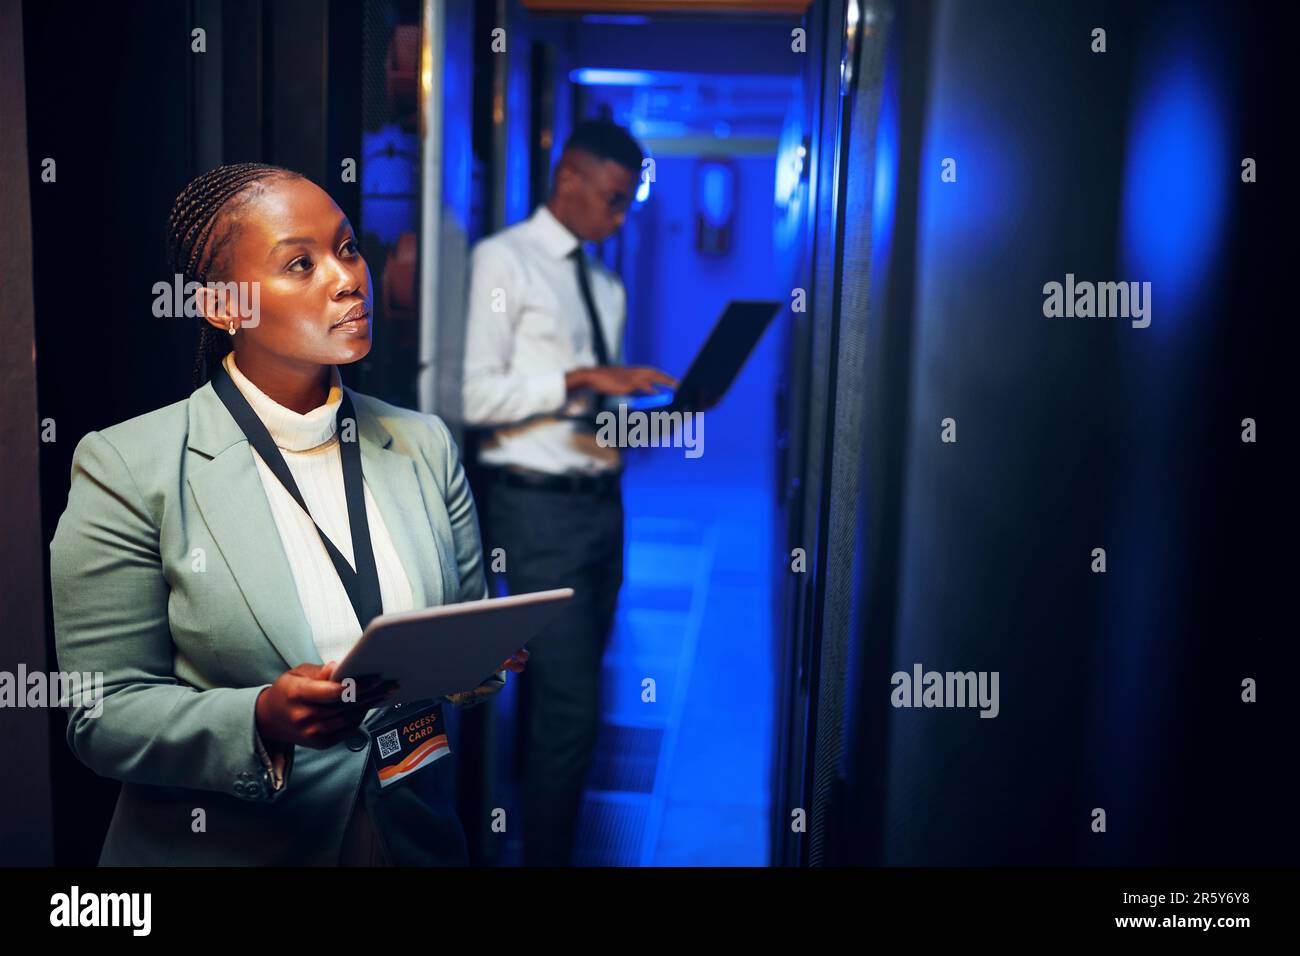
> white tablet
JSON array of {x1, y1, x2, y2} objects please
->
[{"x1": 333, "y1": 588, "x2": 574, "y2": 706}]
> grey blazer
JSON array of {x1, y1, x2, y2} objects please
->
[{"x1": 49, "y1": 376, "x2": 497, "y2": 866}]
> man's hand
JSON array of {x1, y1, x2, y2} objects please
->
[
  {"x1": 566, "y1": 366, "x2": 676, "y2": 397},
  {"x1": 500, "y1": 648, "x2": 529, "y2": 673},
  {"x1": 445, "y1": 649, "x2": 529, "y2": 707}
]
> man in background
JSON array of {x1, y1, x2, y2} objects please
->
[{"x1": 462, "y1": 119, "x2": 673, "y2": 865}]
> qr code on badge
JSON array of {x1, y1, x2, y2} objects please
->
[{"x1": 376, "y1": 729, "x2": 401, "y2": 759}]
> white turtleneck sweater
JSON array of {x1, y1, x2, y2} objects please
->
[{"x1": 223, "y1": 351, "x2": 418, "y2": 663}]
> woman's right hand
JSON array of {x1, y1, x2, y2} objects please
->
[{"x1": 255, "y1": 661, "x2": 398, "y2": 750}]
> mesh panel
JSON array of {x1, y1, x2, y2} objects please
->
[
  {"x1": 807, "y1": 2, "x2": 893, "y2": 867},
  {"x1": 794, "y1": 0, "x2": 847, "y2": 866},
  {"x1": 362, "y1": 2, "x2": 400, "y2": 132},
  {"x1": 355, "y1": 0, "x2": 421, "y2": 407}
]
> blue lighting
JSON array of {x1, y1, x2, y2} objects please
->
[
  {"x1": 570, "y1": 68, "x2": 665, "y2": 87},
  {"x1": 1120, "y1": 38, "x2": 1229, "y2": 325},
  {"x1": 360, "y1": 126, "x2": 419, "y2": 245},
  {"x1": 636, "y1": 176, "x2": 651, "y2": 203},
  {"x1": 580, "y1": 14, "x2": 650, "y2": 25},
  {"x1": 870, "y1": 41, "x2": 899, "y2": 273},
  {"x1": 699, "y1": 163, "x2": 734, "y2": 225},
  {"x1": 912, "y1": 27, "x2": 1024, "y2": 260}
]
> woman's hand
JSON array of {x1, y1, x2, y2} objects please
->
[{"x1": 255, "y1": 661, "x2": 398, "y2": 750}]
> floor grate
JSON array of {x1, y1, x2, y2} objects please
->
[
  {"x1": 586, "y1": 723, "x2": 664, "y2": 793},
  {"x1": 572, "y1": 795, "x2": 650, "y2": 867}
]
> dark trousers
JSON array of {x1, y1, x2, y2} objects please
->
[
  {"x1": 347, "y1": 745, "x2": 469, "y2": 866},
  {"x1": 481, "y1": 474, "x2": 623, "y2": 866}
]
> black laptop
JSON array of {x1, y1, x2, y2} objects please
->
[{"x1": 618, "y1": 299, "x2": 782, "y2": 414}]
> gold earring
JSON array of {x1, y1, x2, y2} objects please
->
[{"x1": 227, "y1": 319, "x2": 238, "y2": 336}]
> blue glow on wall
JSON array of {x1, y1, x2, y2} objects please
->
[
  {"x1": 506, "y1": 24, "x2": 532, "y2": 223},
  {"x1": 441, "y1": 3, "x2": 473, "y2": 219},
  {"x1": 870, "y1": 43, "x2": 899, "y2": 274},
  {"x1": 361, "y1": 125, "x2": 419, "y2": 245},
  {"x1": 700, "y1": 164, "x2": 734, "y2": 223},
  {"x1": 1120, "y1": 40, "x2": 1229, "y2": 326},
  {"x1": 913, "y1": 41, "x2": 1024, "y2": 266}
]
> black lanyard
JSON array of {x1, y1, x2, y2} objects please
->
[{"x1": 211, "y1": 363, "x2": 385, "y2": 631}]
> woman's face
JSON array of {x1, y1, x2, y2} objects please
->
[{"x1": 210, "y1": 176, "x2": 373, "y2": 371}]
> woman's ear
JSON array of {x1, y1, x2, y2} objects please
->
[{"x1": 195, "y1": 282, "x2": 237, "y2": 333}]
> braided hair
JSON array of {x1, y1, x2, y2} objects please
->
[{"x1": 165, "y1": 162, "x2": 304, "y2": 390}]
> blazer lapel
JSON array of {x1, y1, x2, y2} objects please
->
[
  {"x1": 350, "y1": 388, "x2": 445, "y2": 610},
  {"x1": 186, "y1": 381, "x2": 320, "y2": 669},
  {"x1": 185, "y1": 379, "x2": 447, "y2": 672}
]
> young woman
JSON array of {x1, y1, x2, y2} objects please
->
[{"x1": 49, "y1": 163, "x2": 524, "y2": 866}]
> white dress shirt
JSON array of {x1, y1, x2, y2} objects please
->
[{"x1": 462, "y1": 203, "x2": 625, "y2": 475}]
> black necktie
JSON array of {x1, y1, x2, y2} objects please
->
[{"x1": 570, "y1": 246, "x2": 610, "y2": 367}]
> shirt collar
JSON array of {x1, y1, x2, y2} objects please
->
[
  {"x1": 529, "y1": 203, "x2": 582, "y2": 259},
  {"x1": 222, "y1": 351, "x2": 343, "y2": 452}
]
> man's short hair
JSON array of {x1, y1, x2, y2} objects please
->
[{"x1": 562, "y1": 119, "x2": 645, "y2": 175}]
